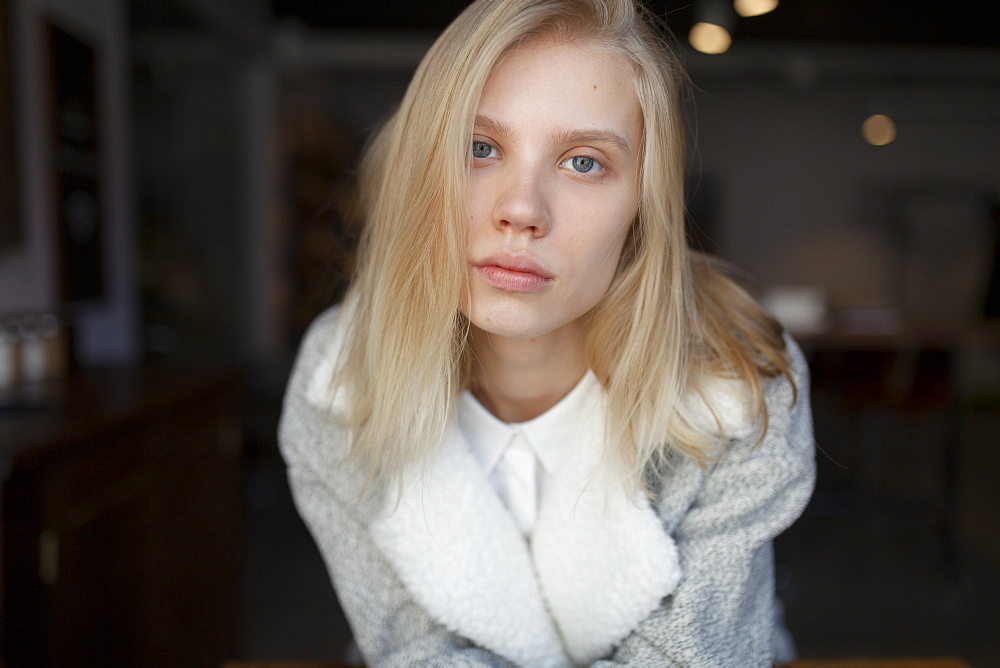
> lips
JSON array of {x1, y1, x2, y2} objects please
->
[{"x1": 474, "y1": 254, "x2": 553, "y2": 293}]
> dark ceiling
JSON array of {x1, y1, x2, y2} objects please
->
[{"x1": 271, "y1": 0, "x2": 1000, "y2": 49}]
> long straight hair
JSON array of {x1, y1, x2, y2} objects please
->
[{"x1": 336, "y1": 0, "x2": 791, "y2": 492}]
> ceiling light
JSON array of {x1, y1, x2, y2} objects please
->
[
  {"x1": 690, "y1": 0, "x2": 736, "y2": 55},
  {"x1": 734, "y1": 0, "x2": 778, "y2": 18},
  {"x1": 689, "y1": 22, "x2": 732, "y2": 54},
  {"x1": 861, "y1": 114, "x2": 897, "y2": 146}
]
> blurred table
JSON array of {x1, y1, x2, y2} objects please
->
[{"x1": 795, "y1": 319, "x2": 1000, "y2": 572}]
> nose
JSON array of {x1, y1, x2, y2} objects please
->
[{"x1": 491, "y1": 168, "x2": 552, "y2": 237}]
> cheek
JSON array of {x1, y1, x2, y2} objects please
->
[
  {"x1": 590, "y1": 230, "x2": 629, "y2": 293},
  {"x1": 586, "y1": 210, "x2": 634, "y2": 299},
  {"x1": 466, "y1": 176, "x2": 491, "y2": 227},
  {"x1": 582, "y1": 202, "x2": 634, "y2": 269}
]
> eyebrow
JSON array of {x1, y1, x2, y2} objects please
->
[
  {"x1": 474, "y1": 114, "x2": 633, "y2": 155},
  {"x1": 555, "y1": 128, "x2": 632, "y2": 154},
  {"x1": 474, "y1": 115, "x2": 516, "y2": 140}
]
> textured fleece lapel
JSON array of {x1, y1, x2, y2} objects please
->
[
  {"x1": 300, "y1": 307, "x2": 750, "y2": 666},
  {"x1": 369, "y1": 383, "x2": 682, "y2": 667},
  {"x1": 370, "y1": 422, "x2": 572, "y2": 668},
  {"x1": 531, "y1": 385, "x2": 681, "y2": 666}
]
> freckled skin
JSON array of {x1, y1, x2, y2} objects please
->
[{"x1": 462, "y1": 40, "x2": 643, "y2": 344}]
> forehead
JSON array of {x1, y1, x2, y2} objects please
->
[{"x1": 477, "y1": 39, "x2": 642, "y2": 143}]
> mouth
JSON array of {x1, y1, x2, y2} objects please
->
[{"x1": 474, "y1": 255, "x2": 553, "y2": 293}]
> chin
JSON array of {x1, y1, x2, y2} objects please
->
[
  {"x1": 465, "y1": 305, "x2": 551, "y2": 340},
  {"x1": 471, "y1": 318, "x2": 548, "y2": 341},
  {"x1": 468, "y1": 302, "x2": 586, "y2": 343}
]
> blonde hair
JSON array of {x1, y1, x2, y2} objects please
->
[{"x1": 337, "y1": 0, "x2": 791, "y2": 492}]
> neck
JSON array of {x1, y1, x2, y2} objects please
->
[{"x1": 468, "y1": 323, "x2": 587, "y2": 423}]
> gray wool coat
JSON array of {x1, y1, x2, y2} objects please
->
[{"x1": 278, "y1": 306, "x2": 816, "y2": 667}]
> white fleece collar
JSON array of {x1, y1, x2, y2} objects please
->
[
  {"x1": 369, "y1": 382, "x2": 681, "y2": 667},
  {"x1": 302, "y1": 306, "x2": 753, "y2": 665}
]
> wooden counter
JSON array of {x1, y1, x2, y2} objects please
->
[{"x1": 1, "y1": 366, "x2": 244, "y2": 667}]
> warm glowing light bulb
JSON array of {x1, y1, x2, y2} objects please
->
[
  {"x1": 861, "y1": 114, "x2": 897, "y2": 146},
  {"x1": 689, "y1": 22, "x2": 732, "y2": 55},
  {"x1": 734, "y1": 0, "x2": 779, "y2": 17}
]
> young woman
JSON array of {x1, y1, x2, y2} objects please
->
[{"x1": 279, "y1": 0, "x2": 816, "y2": 665}]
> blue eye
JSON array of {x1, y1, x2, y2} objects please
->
[
  {"x1": 559, "y1": 154, "x2": 604, "y2": 176},
  {"x1": 472, "y1": 141, "x2": 495, "y2": 159}
]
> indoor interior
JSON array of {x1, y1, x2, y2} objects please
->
[{"x1": 1, "y1": 0, "x2": 998, "y2": 665}]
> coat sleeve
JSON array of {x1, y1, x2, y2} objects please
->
[
  {"x1": 594, "y1": 339, "x2": 816, "y2": 667},
  {"x1": 278, "y1": 309, "x2": 515, "y2": 667}
]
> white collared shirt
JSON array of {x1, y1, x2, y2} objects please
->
[{"x1": 457, "y1": 370, "x2": 601, "y2": 537}]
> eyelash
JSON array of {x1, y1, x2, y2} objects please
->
[{"x1": 470, "y1": 139, "x2": 607, "y2": 177}]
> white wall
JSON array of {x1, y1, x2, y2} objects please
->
[{"x1": 2, "y1": 0, "x2": 139, "y2": 364}]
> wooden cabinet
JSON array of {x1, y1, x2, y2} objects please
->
[{"x1": 1, "y1": 368, "x2": 243, "y2": 667}]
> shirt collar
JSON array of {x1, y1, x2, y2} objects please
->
[{"x1": 457, "y1": 370, "x2": 601, "y2": 475}]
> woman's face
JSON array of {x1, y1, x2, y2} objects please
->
[{"x1": 461, "y1": 38, "x2": 644, "y2": 344}]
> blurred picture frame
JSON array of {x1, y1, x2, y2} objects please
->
[{"x1": 46, "y1": 20, "x2": 104, "y2": 302}]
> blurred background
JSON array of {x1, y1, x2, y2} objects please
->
[{"x1": 1, "y1": 0, "x2": 998, "y2": 665}]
